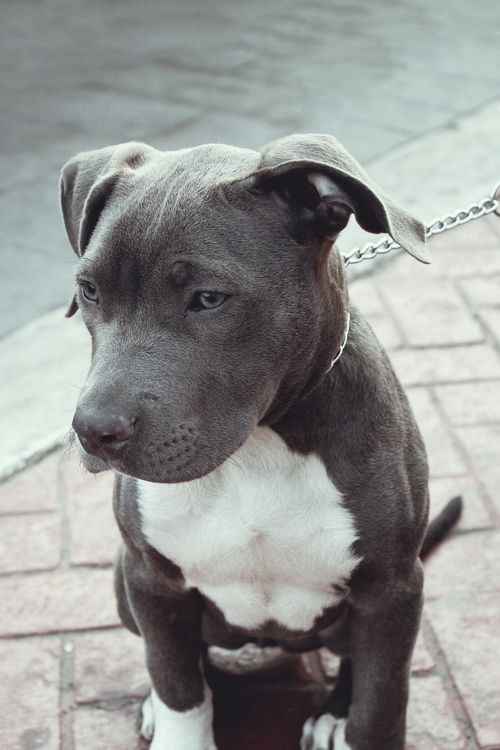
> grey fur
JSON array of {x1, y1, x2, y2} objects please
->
[{"x1": 61, "y1": 134, "x2": 430, "y2": 750}]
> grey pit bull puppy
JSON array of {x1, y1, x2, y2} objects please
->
[{"x1": 61, "y1": 134, "x2": 461, "y2": 750}]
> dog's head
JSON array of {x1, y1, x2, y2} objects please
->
[{"x1": 61, "y1": 133, "x2": 429, "y2": 482}]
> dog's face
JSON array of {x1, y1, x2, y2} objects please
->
[{"x1": 61, "y1": 135, "x2": 429, "y2": 483}]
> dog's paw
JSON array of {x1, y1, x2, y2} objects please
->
[
  {"x1": 301, "y1": 715, "x2": 350, "y2": 750},
  {"x1": 140, "y1": 688, "x2": 217, "y2": 750},
  {"x1": 140, "y1": 692, "x2": 155, "y2": 741}
]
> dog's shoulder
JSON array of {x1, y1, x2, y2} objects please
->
[{"x1": 274, "y1": 305, "x2": 429, "y2": 568}]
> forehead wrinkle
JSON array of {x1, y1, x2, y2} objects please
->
[
  {"x1": 140, "y1": 167, "x2": 200, "y2": 244},
  {"x1": 163, "y1": 257, "x2": 237, "y2": 289},
  {"x1": 167, "y1": 260, "x2": 191, "y2": 287},
  {"x1": 75, "y1": 256, "x2": 98, "y2": 279},
  {"x1": 142, "y1": 245, "x2": 250, "y2": 296}
]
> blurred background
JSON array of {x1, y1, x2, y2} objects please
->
[{"x1": 2, "y1": 0, "x2": 500, "y2": 338}]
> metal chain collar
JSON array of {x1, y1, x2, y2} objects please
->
[{"x1": 343, "y1": 180, "x2": 500, "y2": 267}]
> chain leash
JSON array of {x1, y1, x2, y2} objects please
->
[{"x1": 343, "y1": 180, "x2": 500, "y2": 267}]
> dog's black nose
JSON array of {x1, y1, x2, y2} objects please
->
[{"x1": 73, "y1": 409, "x2": 136, "y2": 457}]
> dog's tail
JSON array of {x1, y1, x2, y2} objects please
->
[{"x1": 419, "y1": 496, "x2": 463, "y2": 560}]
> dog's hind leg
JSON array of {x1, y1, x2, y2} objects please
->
[
  {"x1": 324, "y1": 658, "x2": 352, "y2": 718},
  {"x1": 114, "y1": 545, "x2": 140, "y2": 636},
  {"x1": 301, "y1": 659, "x2": 352, "y2": 750}
]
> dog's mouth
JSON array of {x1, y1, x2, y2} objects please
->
[
  {"x1": 76, "y1": 436, "x2": 111, "y2": 474},
  {"x1": 75, "y1": 432, "x2": 240, "y2": 484}
]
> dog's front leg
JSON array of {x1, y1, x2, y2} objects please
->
[
  {"x1": 303, "y1": 562, "x2": 423, "y2": 750},
  {"x1": 346, "y1": 562, "x2": 424, "y2": 750},
  {"x1": 126, "y1": 565, "x2": 217, "y2": 750}
]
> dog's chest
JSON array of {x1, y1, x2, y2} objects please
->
[{"x1": 137, "y1": 428, "x2": 360, "y2": 632}]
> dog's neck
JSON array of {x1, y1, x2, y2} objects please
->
[
  {"x1": 271, "y1": 305, "x2": 386, "y2": 473},
  {"x1": 325, "y1": 311, "x2": 351, "y2": 373},
  {"x1": 262, "y1": 246, "x2": 350, "y2": 425}
]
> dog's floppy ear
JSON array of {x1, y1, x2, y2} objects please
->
[
  {"x1": 60, "y1": 142, "x2": 154, "y2": 316},
  {"x1": 244, "y1": 133, "x2": 430, "y2": 263}
]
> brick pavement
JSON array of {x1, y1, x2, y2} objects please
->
[{"x1": 1, "y1": 215, "x2": 499, "y2": 749}]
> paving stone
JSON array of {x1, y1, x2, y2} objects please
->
[
  {"x1": 0, "y1": 636, "x2": 60, "y2": 750},
  {"x1": 478, "y1": 307, "x2": 500, "y2": 343},
  {"x1": 429, "y1": 476, "x2": 493, "y2": 532},
  {"x1": 406, "y1": 388, "x2": 466, "y2": 477},
  {"x1": 61, "y1": 454, "x2": 118, "y2": 566},
  {"x1": 350, "y1": 278, "x2": 386, "y2": 318},
  {"x1": 432, "y1": 247, "x2": 500, "y2": 278},
  {"x1": 367, "y1": 314, "x2": 404, "y2": 350},
  {"x1": 411, "y1": 626, "x2": 435, "y2": 674},
  {"x1": 429, "y1": 217, "x2": 500, "y2": 250},
  {"x1": 0, "y1": 451, "x2": 59, "y2": 514},
  {"x1": 349, "y1": 278, "x2": 403, "y2": 349},
  {"x1": 457, "y1": 425, "x2": 500, "y2": 519},
  {"x1": 74, "y1": 628, "x2": 148, "y2": 704},
  {"x1": 486, "y1": 213, "x2": 500, "y2": 234},
  {"x1": 458, "y1": 276, "x2": 500, "y2": 308},
  {"x1": 0, "y1": 567, "x2": 119, "y2": 636},
  {"x1": 435, "y1": 380, "x2": 500, "y2": 425},
  {"x1": 389, "y1": 344, "x2": 500, "y2": 386},
  {"x1": 424, "y1": 530, "x2": 500, "y2": 600},
  {"x1": 0, "y1": 313, "x2": 90, "y2": 479},
  {"x1": 377, "y1": 262, "x2": 484, "y2": 347},
  {"x1": 73, "y1": 703, "x2": 143, "y2": 750},
  {"x1": 0, "y1": 512, "x2": 61, "y2": 573},
  {"x1": 428, "y1": 592, "x2": 500, "y2": 748},
  {"x1": 407, "y1": 675, "x2": 465, "y2": 750}
]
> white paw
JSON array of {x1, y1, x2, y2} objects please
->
[
  {"x1": 140, "y1": 688, "x2": 217, "y2": 750},
  {"x1": 140, "y1": 692, "x2": 155, "y2": 740},
  {"x1": 301, "y1": 715, "x2": 350, "y2": 750}
]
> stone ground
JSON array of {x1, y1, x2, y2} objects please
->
[
  {"x1": 2, "y1": 0, "x2": 500, "y2": 337},
  {"x1": 1, "y1": 213, "x2": 500, "y2": 749}
]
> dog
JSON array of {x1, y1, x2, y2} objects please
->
[{"x1": 60, "y1": 133, "x2": 461, "y2": 750}]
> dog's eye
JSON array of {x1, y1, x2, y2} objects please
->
[
  {"x1": 190, "y1": 291, "x2": 228, "y2": 311},
  {"x1": 80, "y1": 281, "x2": 99, "y2": 303}
]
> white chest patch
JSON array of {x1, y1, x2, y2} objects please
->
[{"x1": 137, "y1": 427, "x2": 360, "y2": 632}]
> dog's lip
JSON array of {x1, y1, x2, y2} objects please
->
[
  {"x1": 76, "y1": 436, "x2": 111, "y2": 471},
  {"x1": 76, "y1": 426, "x2": 257, "y2": 484},
  {"x1": 111, "y1": 446, "x2": 234, "y2": 484},
  {"x1": 78, "y1": 434, "x2": 107, "y2": 459},
  {"x1": 77, "y1": 434, "x2": 131, "y2": 463},
  {"x1": 113, "y1": 457, "x2": 217, "y2": 484}
]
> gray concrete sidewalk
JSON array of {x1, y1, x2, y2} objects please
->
[{"x1": 2, "y1": 0, "x2": 500, "y2": 338}]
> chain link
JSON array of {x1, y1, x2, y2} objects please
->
[{"x1": 343, "y1": 180, "x2": 500, "y2": 266}]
